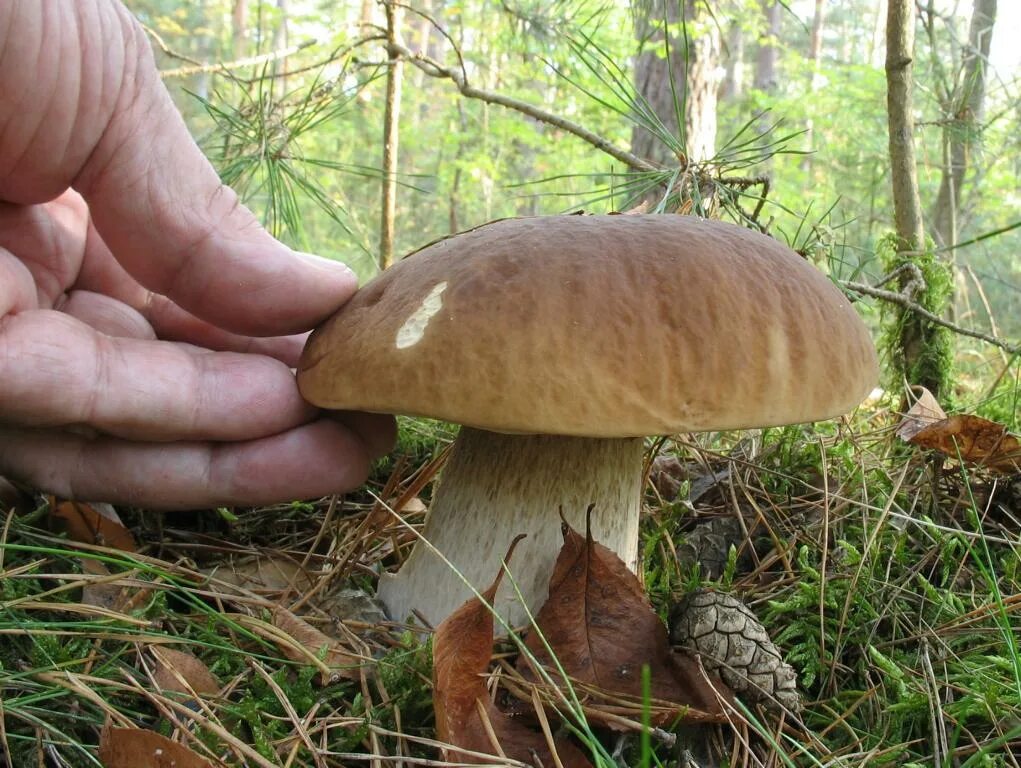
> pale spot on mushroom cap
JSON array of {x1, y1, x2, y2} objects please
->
[{"x1": 396, "y1": 281, "x2": 447, "y2": 349}]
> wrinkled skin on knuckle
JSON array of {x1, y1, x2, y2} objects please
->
[{"x1": 0, "y1": 1, "x2": 137, "y2": 202}]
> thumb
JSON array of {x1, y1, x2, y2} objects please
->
[{"x1": 1, "y1": 0, "x2": 356, "y2": 336}]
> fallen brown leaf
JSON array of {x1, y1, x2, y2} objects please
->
[
  {"x1": 80, "y1": 558, "x2": 139, "y2": 612},
  {"x1": 434, "y1": 535, "x2": 592, "y2": 767},
  {"x1": 99, "y1": 724, "x2": 213, "y2": 768},
  {"x1": 520, "y1": 515, "x2": 731, "y2": 725},
  {"x1": 904, "y1": 413, "x2": 1021, "y2": 473},
  {"x1": 270, "y1": 606, "x2": 363, "y2": 684},
  {"x1": 896, "y1": 386, "x2": 947, "y2": 442},
  {"x1": 206, "y1": 555, "x2": 316, "y2": 597},
  {"x1": 150, "y1": 646, "x2": 220, "y2": 698},
  {"x1": 50, "y1": 498, "x2": 136, "y2": 551}
]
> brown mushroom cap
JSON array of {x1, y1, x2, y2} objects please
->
[{"x1": 298, "y1": 215, "x2": 878, "y2": 437}]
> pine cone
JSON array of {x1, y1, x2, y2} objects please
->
[
  {"x1": 674, "y1": 515, "x2": 749, "y2": 579},
  {"x1": 669, "y1": 589, "x2": 800, "y2": 712}
]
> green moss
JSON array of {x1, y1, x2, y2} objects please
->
[{"x1": 877, "y1": 233, "x2": 955, "y2": 400}]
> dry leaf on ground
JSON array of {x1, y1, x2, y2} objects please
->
[
  {"x1": 433, "y1": 535, "x2": 592, "y2": 767},
  {"x1": 519, "y1": 517, "x2": 731, "y2": 725},
  {"x1": 149, "y1": 646, "x2": 220, "y2": 698},
  {"x1": 79, "y1": 558, "x2": 143, "y2": 612},
  {"x1": 99, "y1": 724, "x2": 213, "y2": 768},
  {"x1": 898, "y1": 390, "x2": 1021, "y2": 473},
  {"x1": 51, "y1": 502, "x2": 147, "y2": 613},
  {"x1": 206, "y1": 555, "x2": 317, "y2": 597},
  {"x1": 270, "y1": 606, "x2": 364, "y2": 684},
  {"x1": 911, "y1": 416, "x2": 1021, "y2": 473},
  {"x1": 50, "y1": 499, "x2": 137, "y2": 551},
  {"x1": 896, "y1": 386, "x2": 948, "y2": 441}
]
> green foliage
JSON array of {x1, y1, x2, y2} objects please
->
[
  {"x1": 196, "y1": 64, "x2": 380, "y2": 260},
  {"x1": 17, "y1": 2, "x2": 1021, "y2": 765},
  {"x1": 375, "y1": 635, "x2": 435, "y2": 734}
]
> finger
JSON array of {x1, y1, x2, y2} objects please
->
[
  {"x1": 57, "y1": 290, "x2": 156, "y2": 339},
  {"x1": 78, "y1": 235, "x2": 308, "y2": 363},
  {"x1": 138, "y1": 298, "x2": 309, "y2": 365},
  {"x1": 0, "y1": 420, "x2": 373, "y2": 509},
  {"x1": 0, "y1": 3, "x2": 357, "y2": 336},
  {"x1": 0, "y1": 196, "x2": 88, "y2": 305},
  {"x1": 0, "y1": 309, "x2": 315, "y2": 441},
  {"x1": 3, "y1": 193, "x2": 308, "y2": 364},
  {"x1": 330, "y1": 411, "x2": 398, "y2": 460},
  {"x1": 67, "y1": 5, "x2": 357, "y2": 336},
  {"x1": 0, "y1": 247, "x2": 40, "y2": 315}
]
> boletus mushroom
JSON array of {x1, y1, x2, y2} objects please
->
[{"x1": 297, "y1": 215, "x2": 878, "y2": 627}]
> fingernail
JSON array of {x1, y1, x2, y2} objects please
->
[{"x1": 292, "y1": 250, "x2": 357, "y2": 280}]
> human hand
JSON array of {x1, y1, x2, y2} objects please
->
[{"x1": 0, "y1": 1, "x2": 395, "y2": 508}]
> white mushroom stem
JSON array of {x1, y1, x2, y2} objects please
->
[{"x1": 377, "y1": 427, "x2": 645, "y2": 629}]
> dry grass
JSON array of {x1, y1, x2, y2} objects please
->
[{"x1": 1, "y1": 402, "x2": 1020, "y2": 766}]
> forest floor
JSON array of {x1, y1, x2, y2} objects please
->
[{"x1": 1, "y1": 397, "x2": 1020, "y2": 767}]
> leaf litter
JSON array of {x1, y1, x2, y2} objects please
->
[
  {"x1": 433, "y1": 511, "x2": 735, "y2": 762},
  {"x1": 99, "y1": 723, "x2": 214, "y2": 768},
  {"x1": 899, "y1": 385, "x2": 1021, "y2": 473},
  {"x1": 433, "y1": 534, "x2": 594, "y2": 766},
  {"x1": 517, "y1": 512, "x2": 732, "y2": 727}
]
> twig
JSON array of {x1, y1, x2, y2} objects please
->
[
  {"x1": 158, "y1": 39, "x2": 318, "y2": 79},
  {"x1": 724, "y1": 174, "x2": 771, "y2": 224},
  {"x1": 841, "y1": 279, "x2": 1021, "y2": 354},
  {"x1": 244, "y1": 36, "x2": 386, "y2": 85},
  {"x1": 141, "y1": 22, "x2": 203, "y2": 67},
  {"x1": 388, "y1": 41, "x2": 658, "y2": 173}
]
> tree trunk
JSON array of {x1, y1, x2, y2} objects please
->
[
  {"x1": 232, "y1": 0, "x2": 247, "y2": 58},
  {"x1": 886, "y1": 0, "x2": 925, "y2": 253},
  {"x1": 802, "y1": 0, "x2": 827, "y2": 171},
  {"x1": 359, "y1": 0, "x2": 375, "y2": 29},
  {"x1": 380, "y1": 0, "x2": 404, "y2": 269},
  {"x1": 683, "y1": 2, "x2": 721, "y2": 162},
  {"x1": 193, "y1": 0, "x2": 212, "y2": 101},
  {"x1": 720, "y1": 19, "x2": 744, "y2": 102},
  {"x1": 808, "y1": 0, "x2": 825, "y2": 66},
  {"x1": 931, "y1": 0, "x2": 997, "y2": 250},
  {"x1": 753, "y1": 0, "x2": 780, "y2": 93},
  {"x1": 886, "y1": 0, "x2": 951, "y2": 398},
  {"x1": 272, "y1": 0, "x2": 289, "y2": 92},
  {"x1": 631, "y1": 0, "x2": 720, "y2": 166}
]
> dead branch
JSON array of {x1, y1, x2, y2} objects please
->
[
  {"x1": 842, "y1": 279, "x2": 1020, "y2": 355},
  {"x1": 150, "y1": 29, "x2": 318, "y2": 80},
  {"x1": 387, "y1": 40, "x2": 658, "y2": 174}
]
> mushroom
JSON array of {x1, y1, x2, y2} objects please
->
[{"x1": 297, "y1": 215, "x2": 878, "y2": 627}]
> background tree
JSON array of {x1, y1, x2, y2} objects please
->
[
  {"x1": 930, "y1": 0, "x2": 998, "y2": 252},
  {"x1": 631, "y1": 0, "x2": 721, "y2": 165},
  {"x1": 884, "y1": 0, "x2": 953, "y2": 398}
]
